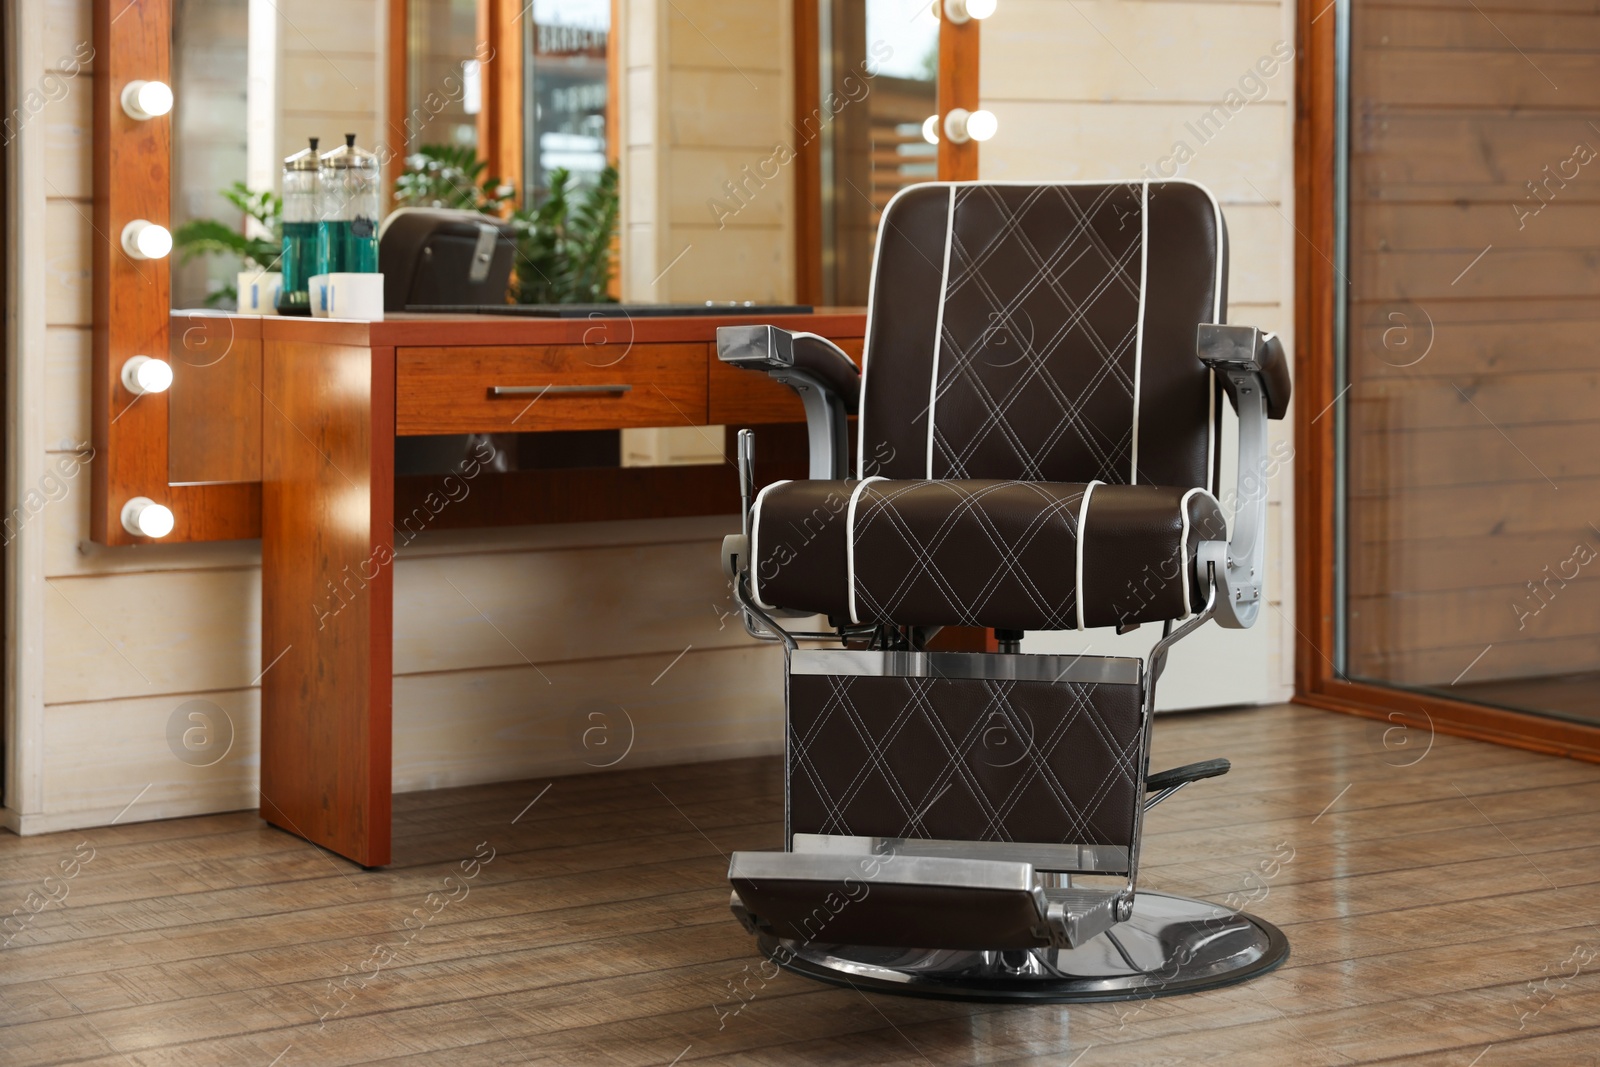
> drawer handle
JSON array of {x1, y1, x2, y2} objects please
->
[{"x1": 489, "y1": 384, "x2": 633, "y2": 398}]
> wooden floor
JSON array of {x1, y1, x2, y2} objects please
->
[{"x1": 4, "y1": 703, "x2": 1600, "y2": 1065}]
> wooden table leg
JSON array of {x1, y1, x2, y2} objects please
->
[{"x1": 260, "y1": 338, "x2": 394, "y2": 867}]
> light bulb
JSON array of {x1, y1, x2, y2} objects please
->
[
  {"x1": 121, "y1": 497, "x2": 175, "y2": 539},
  {"x1": 121, "y1": 79, "x2": 174, "y2": 120},
  {"x1": 121, "y1": 219, "x2": 172, "y2": 260},
  {"x1": 121, "y1": 355, "x2": 173, "y2": 395},
  {"x1": 921, "y1": 114, "x2": 941, "y2": 145},
  {"x1": 944, "y1": 0, "x2": 997, "y2": 23},
  {"x1": 944, "y1": 108, "x2": 998, "y2": 144}
]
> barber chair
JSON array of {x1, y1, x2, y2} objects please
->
[{"x1": 714, "y1": 180, "x2": 1292, "y2": 1001}]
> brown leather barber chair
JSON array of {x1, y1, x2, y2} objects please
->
[{"x1": 715, "y1": 180, "x2": 1291, "y2": 1000}]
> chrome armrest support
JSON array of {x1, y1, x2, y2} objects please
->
[
  {"x1": 717, "y1": 325, "x2": 858, "y2": 480},
  {"x1": 1118, "y1": 582, "x2": 1219, "y2": 921},
  {"x1": 1196, "y1": 324, "x2": 1289, "y2": 630}
]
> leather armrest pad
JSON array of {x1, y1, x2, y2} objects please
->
[
  {"x1": 1215, "y1": 332, "x2": 1292, "y2": 420},
  {"x1": 1259, "y1": 334, "x2": 1291, "y2": 419},
  {"x1": 791, "y1": 333, "x2": 862, "y2": 415}
]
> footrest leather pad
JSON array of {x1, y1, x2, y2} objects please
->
[{"x1": 729, "y1": 850, "x2": 1120, "y2": 951}]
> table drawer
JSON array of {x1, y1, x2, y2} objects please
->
[
  {"x1": 397, "y1": 343, "x2": 709, "y2": 434},
  {"x1": 708, "y1": 336, "x2": 864, "y2": 424}
]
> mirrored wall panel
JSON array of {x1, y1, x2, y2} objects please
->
[{"x1": 1337, "y1": 0, "x2": 1600, "y2": 724}]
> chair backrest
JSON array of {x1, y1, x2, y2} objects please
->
[{"x1": 856, "y1": 181, "x2": 1228, "y2": 492}]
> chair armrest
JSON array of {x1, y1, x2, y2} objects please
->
[
  {"x1": 717, "y1": 325, "x2": 860, "y2": 479},
  {"x1": 1195, "y1": 324, "x2": 1290, "y2": 629},
  {"x1": 1197, "y1": 325, "x2": 1291, "y2": 420},
  {"x1": 718, "y1": 325, "x2": 861, "y2": 413}
]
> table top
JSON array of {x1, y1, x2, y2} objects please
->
[{"x1": 171, "y1": 308, "x2": 870, "y2": 348}]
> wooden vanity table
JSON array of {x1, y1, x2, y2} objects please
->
[{"x1": 103, "y1": 309, "x2": 867, "y2": 866}]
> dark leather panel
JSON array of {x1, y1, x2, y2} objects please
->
[
  {"x1": 856, "y1": 181, "x2": 1226, "y2": 491},
  {"x1": 732, "y1": 878, "x2": 1052, "y2": 950},
  {"x1": 1139, "y1": 182, "x2": 1228, "y2": 488},
  {"x1": 751, "y1": 478, "x2": 1223, "y2": 629},
  {"x1": 792, "y1": 334, "x2": 862, "y2": 415},
  {"x1": 1260, "y1": 333, "x2": 1291, "y2": 420},
  {"x1": 751, "y1": 480, "x2": 854, "y2": 617},
  {"x1": 1079, "y1": 485, "x2": 1227, "y2": 629},
  {"x1": 1214, "y1": 331, "x2": 1292, "y2": 421},
  {"x1": 933, "y1": 184, "x2": 1144, "y2": 484},
  {"x1": 852, "y1": 480, "x2": 1088, "y2": 630},
  {"x1": 859, "y1": 186, "x2": 953, "y2": 478},
  {"x1": 788, "y1": 666, "x2": 1143, "y2": 847}
]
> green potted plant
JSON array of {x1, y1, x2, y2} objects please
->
[
  {"x1": 171, "y1": 182, "x2": 282, "y2": 307},
  {"x1": 509, "y1": 165, "x2": 619, "y2": 305}
]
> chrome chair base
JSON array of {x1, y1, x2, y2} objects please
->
[{"x1": 755, "y1": 891, "x2": 1289, "y2": 1003}]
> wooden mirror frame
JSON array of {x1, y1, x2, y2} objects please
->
[{"x1": 92, "y1": 0, "x2": 259, "y2": 546}]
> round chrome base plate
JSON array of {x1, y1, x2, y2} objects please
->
[{"x1": 757, "y1": 891, "x2": 1289, "y2": 1003}]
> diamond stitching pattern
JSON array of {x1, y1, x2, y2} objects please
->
[
  {"x1": 788, "y1": 669, "x2": 1142, "y2": 848},
  {"x1": 930, "y1": 183, "x2": 1145, "y2": 484},
  {"x1": 852, "y1": 480, "x2": 1089, "y2": 628}
]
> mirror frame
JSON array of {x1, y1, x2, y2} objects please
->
[{"x1": 92, "y1": 0, "x2": 259, "y2": 545}]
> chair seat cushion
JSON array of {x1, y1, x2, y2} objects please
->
[{"x1": 751, "y1": 479, "x2": 1225, "y2": 630}]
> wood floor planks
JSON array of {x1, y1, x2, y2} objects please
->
[{"x1": 2, "y1": 704, "x2": 1599, "y2": 1065}]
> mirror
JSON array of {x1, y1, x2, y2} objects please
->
[
  {"x1": 815, "y1": 0, "x2": 939, "y2": 305},
  {"x1": 164, "y1": 0, "x2": 946, "y2": 479}
]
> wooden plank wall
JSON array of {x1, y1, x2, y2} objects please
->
[
  {"x1": 620, "y1": 0, "x2": 796, "y2": 304},
  {"x1": 1345, "y1": 0, "x2": 1600, "y2": 686},
  {"x1": 276, "y1": 0, "x2": 385, "y2": 160},
  {"x1": 976, "y1": 0, "x2": 1298, "y2": 708},
  {"x1": 25, "y1": 0, "x2": 783, "y2": 833}
]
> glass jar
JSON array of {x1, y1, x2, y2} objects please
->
[
  {"x1": 317, "y1": 133, "x2": 381, "y2": 274},
  {"x1": 277, "y1": 137, "x2": 320, "y2": 315}
]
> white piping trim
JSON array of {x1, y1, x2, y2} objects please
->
[
  {"x1": 747, "y1": 480, "x2": 790, "y2": 611},
  {"x1": 1204, "y1": 182, "x2": 1226, "y2": 495},
  {"x1": 844, "y1": 476, "x2": 890, "y2": 625},
  {"x1": 1074, "y1": 480, "x2": 1103, "y2": 631},
  {"x1": 925, "y1": 186, "x2": 957, "y2": 479},
  {"x1": 1207, "y1": 371, "x2": 1217, "y2": 496},
  {"x1": 1176, "y1": 486, "x2": 1216, "y2": 621},
  {"x1": 1130, "y1": 181, "x2": 1149, "y2": 484},
  {"x1": 856, "y1": 181, "x2": 954, "y2": 479},
  {"x1": 856, "y1": 192, "x2": 896, "y2": 479}
]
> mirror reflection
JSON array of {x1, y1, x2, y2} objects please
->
[{"x1": 166, "y1": 1, "x2": 937, "y2": 473}]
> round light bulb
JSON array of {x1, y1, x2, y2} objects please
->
[
  {"x1": 121, "y1": 219, "x2": 172, "y2": 260},
  {"x1": 121, "y1": 355, "x2": 174, "y2": 395},
  {"x1": 121, "y1": 497, "x2": 176, "y2": 539},
  {"x1": 921, "y1": 114, "x2": 941, "y2": 145},
  {"x1": 121, "y1": 79, "x2": 174, "y2": 120},
  {"x1": 944, "y1": 0, "x2": 997, "y2": 23},
  {"x1": 966, "y1": 108, "x2": 999, "y2": 142}
]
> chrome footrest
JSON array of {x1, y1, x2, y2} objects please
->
[
  {"x1": 1044, "y1": 886, "x2": 1121, "y2": 948},
  {"x1": 728, "y1": 850, "x2": 1121, "y2": 951}
]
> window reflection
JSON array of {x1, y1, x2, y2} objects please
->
[
  {"x1": 523, "y1": 0, "x2": 611, "y2": 200},
  {"x1": 817, "y1": 0, "x2": 939, "y2": 304}
]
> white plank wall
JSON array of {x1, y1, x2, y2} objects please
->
[
  {"x1": 15, "y1": 0, "x2": 782, "y2": 833},
  {"x1": 621, "y1": 0, "x2": 796, "y2": 304},
  {"x1": 981, "y1": 0, "x2": 1298, "y2": 707}
]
